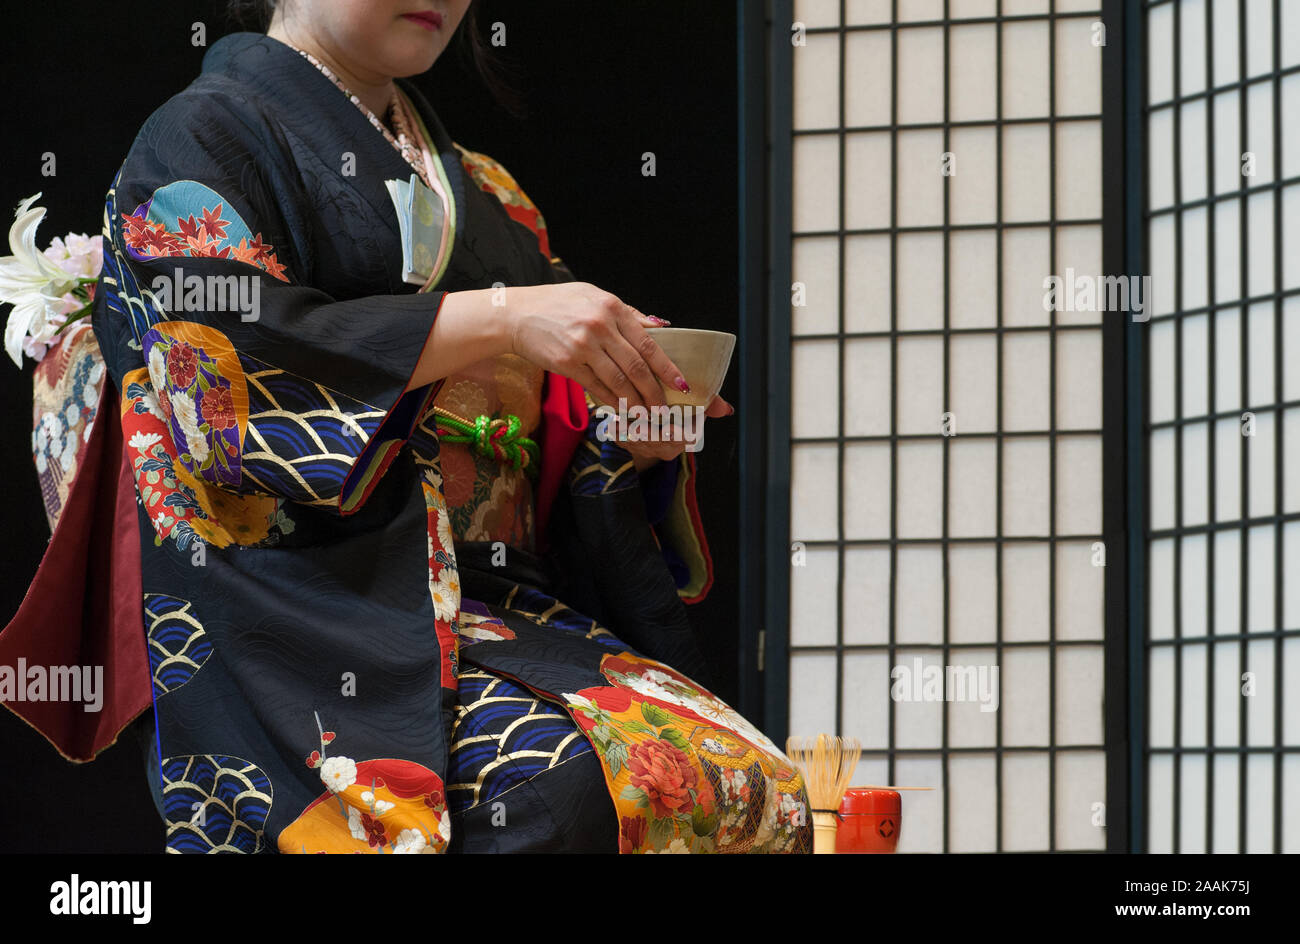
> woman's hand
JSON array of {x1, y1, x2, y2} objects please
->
[
  {"x1": 614, "y1": 393, "x2": 735, "y2": 472},
  {"x1": 505, "y1": 282, "x2": 691, "y2": 412}
]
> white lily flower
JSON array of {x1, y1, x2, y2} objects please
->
[{"x1": 0, "y1": 194, "x2": 82, "y2": 367}]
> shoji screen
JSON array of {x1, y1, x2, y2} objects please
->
[
  {"x1": 1143, "y1": 0, "x2": 1300, "y2": 853},
  {"x1": 785, "y1": 0, "x2": 1107, "y2": 851}
]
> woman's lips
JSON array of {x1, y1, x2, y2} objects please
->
[{"x1": 402, "y1": 10, "x2": 443, "y2": 31}]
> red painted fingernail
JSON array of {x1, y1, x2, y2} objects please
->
[
  {"x1": 674, "y1": 376, "x2": 690, "y2": 393},
  {"x1": 727, "y1": 404, "x2": 736, "y2": 415},
  {"x1": 649, "y1": 316, "x2": 671, "y2": 326}
]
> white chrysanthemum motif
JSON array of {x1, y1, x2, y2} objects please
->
[
  {"x1": 147, "y1": 346, "x2": 168, "y2": 393},
  {"x1": 170, "y1": 392, "x2": 208, "y2": 463},
  {"x1": 429, "y1": 567, "x2": 460, "y2": 623},
  {"x1": 129, "y1": 432, "x2": 162, "y2": 451},
  {"x1": 393, "y1": 828, "x2": 431, "y2": 854},
  {"x1": 436, "y1": 506, "x2": 455, "y2": 556},
  {"x1": 645, "y1": 837, "x2": 691, "y2": 854},
  {"x1": 319, "y1": 756, "x2": 357, "y2": 794}
]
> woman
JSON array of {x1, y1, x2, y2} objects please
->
[{"x1": 86, "y1": 0, "x2": 810, "y2": 853}]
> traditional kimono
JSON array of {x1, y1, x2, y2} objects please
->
[{"x1": 16, "y1": 31, "x2": 810, "y2": 853}]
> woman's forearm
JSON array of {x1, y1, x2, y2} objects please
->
[{"x1": 406, "y1": 288, "x2": 514, "y2": 390}]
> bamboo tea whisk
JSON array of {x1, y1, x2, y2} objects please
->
[{"x1": 785, "y1": 734, "x2": 862, "y2": 854}]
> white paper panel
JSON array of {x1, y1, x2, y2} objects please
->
[
  {"x1": 1001, "y1": 21, "x2": 1050, "y2": 119},
  {"x1": 793, "y1": 0, "x2": 840, "y2": 29},
  {"x1": 948, "y1": 24, "x2": 997, "y2": 122},
  {"x1": 949, "y1": 333, "x2": 998, "y2": 432},
  {"x1": 1055, "y1": 751, "x2": 1106, "y2": 850},
  {"x1": 1180, "y1": 536, "x2": 1210, "y2": 645},
  {"x1": 1146, "y1": 753, "x2": 1174, "y2": 852},
  {"x1": 896, "y1": 335, "x2": 945, "y2": 432},
  {"x1": 1147, "y1": 3, "x2": 1174, "y2": 105},
  {"x1": 1056, "y1": 120, "x2": 1102, "y2": 220},
  {"x1": 1287, "y1": 522, "x2": 1300, "y2": 632},
  {"x1": 789, "y1": 651, "x2": 838, "y2": 739},
  {"x1": 1211, "y1": 0, "x2": 1241, "y2": 87},
  {"x1": 1212, "y1": 754, "x2": 1240, "y2": 852},
  {"x1": 898, "y1": 0, "x2": 943, "y2": 23},
  {"x1": 791, "y1": 338, "x2": 840, "y2": 438},
  {"x1": 1212, "y1": 309, "x2": 1243, "y2": 415},
  {"x1": 1055, "y1": 329, "x2": 1103, "y2": 429},
  {"x1": 896, "y1": 232, "x2": 945, "y2": 330},
  {"x1": 1148, "y1": 644, "x2": 1176, "y2": 749},
  {"x1": 1246, "y1": 192, "x2": 1274, "y2": 296},
  {"x1": 791, "y1": 236, "x2": 839, "y2": 336},
  {"x1": 1182, "y1": 421, "x2": 1210, "y2": 527},
  {"x1": 844, "y1": 234, "x2": 891, "y2": 333},
  {"x1": 1213, "y1": 198, "x2": 1241, "y2": 303},
  {"x1": 1285, "y1": 1, "x2": 1300, "y2": 68},
  {"x1": 1178, "y1": 753, "x2": 1208, "y2": 853},
  {"x1": 948, "y1": 230, "x2": 998, "y2": 329},
  {"x1": 896, "y1": 545, "x2": 944, "y2": 644},
  {"x1": 949, "y1": 439, "x2": 998, "y2": 538},
  {"x1": 1002, "y1": 331, "x2": 1051, "y2": 430},
  {"x1": 1001, "y1": 124, "x2": 1052, "y2": 222},
  {"x1": 1286, "y1": 299, "x2": 1300, "y2": 401},
  {"x1": 1283, "y1": 636, "x2": 1300, "y2": 744},
  {"x1": 844, "y1": 30, "x2": 892, "y2": 128},
  {"x1": 1003, "y1": 542, "x2": 1050, "y2": 642},
  {"x1": 1054, "y1": 225, "x2": 1105, "y2": 325},
  {"x1": 1179, "y1": 0, "x2": 1208, "y2": 97},
  {"x1": 1246, "y1": 82, "x2": 1275, "y2": 184},
  {"x1": 894, "y1": 755, "x2": 944, "y2": 852},
  {"x1": 846, "y1": 0, "x2": 890, "y2": 25},
  {"x1": 1002, "y1": 227, "x2": 1052, "y2": 326},
  {"x1": 1148, "y1": 107, "x2": 1175, "y2": 211},
  {"x1": 1284, "y1": 76, "x2": 1300, "y2": 178},
  {"x1": 1002, "y1": 753, "x2": 1050, "y2": 851},
  {"x1": 894, "y1": 649, "x2": 943, "y2": 748},
  {"x1": 841, "y1": 652, "x2": 892, "y2": 748},
  {"x1": 1057, "y1": 435, "x2": 1102, "y2": 535},
  {"x1": 1214, "y1": 416, "x2": 1242, "y2": 520},
  {"x1": 1002, "y1": 438, "x2": 1051, "y2": 535},
  {"x1": 1055, "y1": 18, "x2": 1102, "y2": 116},
  {"x1": 1002, "y1": 648, "x2": 1050, "y2": 746},
  {"x1": 1056, "y1": 540, "x2": 1104, "y2": 641},
  {"x1": 1212, "y1": 639, "x2": 1241, "y2": 746},
  {"x1": 1246, "y1": 301, "x2": 1275, "y2": 409},
  {"x1": 1056, "y1": 645, "x2": 1104, "y2": 744},
  {"x1": 843, "y1": 442, "x2": 892, "y2": 539},
  {"x1": 790, "y1": 443, "x2": 839, "y2": 540},
  {"x1": 1285, "y1": 185, "x2": 1300, "y2": 291},
  {"x1": 1148, "y1": 212, "x2": 1177, "y2": 317},
  {"x1": 1212, "y1": 91, "x2": 1241, "y2": 199},
  {"x1": 1245, "y1": 753, "x2": 1273, "y2": 852},
  {"x1": 1246, "y1": 409, "x2": 1275, "y2": 519},
  {"x1": 1149, "y1": 537, "x2": 1176, "y2": 641},
  {"x1": 949, "y1": 126, "x2": 998, "y2": 225},
  {"x1": 793, "y1": 34, "x2": 840, "y2": 131},
  {"x1": 842, "y1": 547, "x2": 891, "y2": 645},
  {"x1": 790, "y1": 546, "x2": 840, "y2": 647},
  {"x1": 1149, "y1": 427, "x2": 1176, "y2": 530},
  {"x1": 1244, "y1": 0, "x2": 1273, "y2": 79},
  {"x1": 950, "y1": 0, "x2": 998, "y2": 17},
  {"x1": 896, "y1": 441, "x2": 945, "y2": 538},
  {"x1": 1181, "y1": 206, "x2": 1210, "y2": 313},
  {"x1": 948, "y1": 544, "x2": 998, "y2": 644},
  {"x1": 1002, "y1": 0, "x2": 1049, "y2": 13},
  {"x1": 1181, "y1": 313, "x2": 1209, "y2": 417},
  {"x1": 793, "y1": 133, "x2": 840, "y2": 233},
  {"x1": 897, "y1": 129, "x2": 946, "y2": 226},
  {"x1": 1212, "y1": 531, "x2": 1242, "y2": 643},
  {"x1": 948, "y1": 755, "x2": 997, "y2": 851},
  {"x1": 897, "y1": 27, "x2": 944, "y2": 125},
  {"x1": 1179, "y1": 643, "x2": 1209, "y2": 748},
  {"x1": 1177, "y1": 99, "x2": 1209, "y2": 205},
  {"x1": 843, "y1": 337, "x2": 892, "y2": 437},
  {"x1": 844, "y1": 131, "x2": 891, "y2": 230},
  {"x1": 1246, "y1": 637, "x2": 1276, "y2": 745}
]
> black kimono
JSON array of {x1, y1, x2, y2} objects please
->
[{"x1": 92, "y1": 31, "x2": 811, "y2": 854}]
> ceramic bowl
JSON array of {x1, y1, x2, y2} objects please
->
[{"x1": 645, "y1": 327, "x2": 737, "y2": 408}]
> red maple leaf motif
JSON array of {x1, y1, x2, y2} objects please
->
[
  {"x1": 176, "y1": 214, "x2": 201, "y2": 241},
  {"x1": 260, "y1": 253, "x2": 288, "y2": 282},
  {"x1": 199, "y1": 204, "x2": 229, "y2": 241}
]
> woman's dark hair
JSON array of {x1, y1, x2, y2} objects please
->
[{"x1": 226, "y1": 1, "x2": 524, "y2": 117}]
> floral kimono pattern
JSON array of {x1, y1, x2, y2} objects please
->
[{"x1": 89, "y1": 31, "x2": 809, "y2": 854}]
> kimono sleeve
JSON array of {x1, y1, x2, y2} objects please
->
[{"x1": 98, "y1": 92, "x2": 446, "y2": 515}]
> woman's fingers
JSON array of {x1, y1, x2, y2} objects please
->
[
  {"x1": 573, "y1": 364, "x2": 621, "y2": 411},
  {"x1": 618, "y1": 305, "x2": 691, "y2": 401},
  {"x1": 586, "y1": 349, "x2": 649, "y2": 412}
]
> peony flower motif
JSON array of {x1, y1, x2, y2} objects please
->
[
  {"x1": 0, "y1": 194, "x2": 84, "y2": 367},
  {"x1": 423, "y1": 788, "x2": 445, "y2": 811},
  {"x1": 166, "y1": 341, "x2": 199, "y2": 388},
  {"x1": 618, "y1": 815, "x2": 647, "y2": 854},
  {"x1": 199, "y1": 384, "x2": 236, "y2": 430},
  {"x1": 392, "y1": 828, "x2": 431, "y2": 854},
  {"x1": 319, "y1": 755, "x2": 357, "y2": 794},
  {"x1": 129, "y1": 431, "x2": 163, "y2": 451},
  {"x1": 429, "y1": 566, "x2": 460, "y2": 623},
  {"x1": 626, "y1": 738, "x2": 699, "y2": 820}
]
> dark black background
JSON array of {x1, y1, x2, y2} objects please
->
[{"x1": 0, "y1": 0, "x2": 740, "y2": 853}]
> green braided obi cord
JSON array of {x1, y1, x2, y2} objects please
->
[{"x1": 432, "y1": 407, "x2": 540, "y2": 477}]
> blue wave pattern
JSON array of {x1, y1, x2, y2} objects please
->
[
  {"x1": 145, "y1": 593, "x2": 211, "y2": 696},
  {"x1": 162, "y1": 754, "x2": 273, "y2": 854},
  {"x1": 239, "y1": 351, "x2": 387, "y2": 505},
  {"x1": 447, "y1": 669, "x2": 592, "y2": 813}
]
